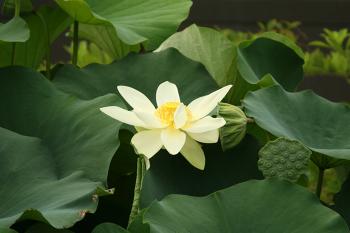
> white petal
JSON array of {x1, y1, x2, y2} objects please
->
[
  {"x1": 134, "y1": 111, "x2": 165, "y2": 129},
  {"x1": 100, "y1": 106, "x2": 145, "y2": 127},
  {"x1": 131, "y1": 130, "x2": 163, "y2": 159},
  {"x1": 174, "y1": 103, "x2": 187, "y2": 129},
  {"x1": 156, "y1": 81, "x2": 180, "y2": 106},
  {"x1": 187, "y1": 85, "x2": 232, "y2": 121},
  {"x1": 180, "y1": 136, "x2": 205, "y2": 170},
  {"x1": 187, "y1": 129, "x2": 219, "y2": 143},
  {"x1": 117, "y1": 86, "x2": 155, "y2": 112},
  {"x1": 185, "y1": 116, "x2": 226, "y2": 133},
  {"x1": 161, "y1": 128, "x2": 186, "y2": 155}
]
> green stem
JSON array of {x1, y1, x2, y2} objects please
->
[
  {"x1": 11, "y1": 43, "x2": 16, "y2": 65},
  {"x1": 316, "y1": 168, "x2": 324, "y2": 199},
  {"x1": 14, "y1": 0, "x2": 20, "y2": 17},
  {"x1": 37, "y1": 11, "x2": 51, "y2": 79},
  {"x1": 11, "y1": 0, "x2": 21, "y2": 65},
  {"x1": 128, "y1": 157, "x2": 146, "y2": 226},
  {"x1": 72, "y1": 20, "x2": 79, "y2": 66}
]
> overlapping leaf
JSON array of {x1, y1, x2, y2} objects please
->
[
  {"x1": 55, "y1": 0, "x2": 192, "y2": 49},
  {"x1": 243, "y1": 85, "x2": 350, "y2": 163},
  {"x1": 132, "y1": 179, "x2": 349, "y2": 233},
  {"x1": 156, "y1": 24, "x2": 236, "y2": 88},
  {"x1": 0, "y1": 6, "x2": 72, "y2": 68},
  {"x1": 78, "y1": 24, "x2": 140, "y2": 60},
  {"x1": 237, "y1": 32, "x2": 304, "y2": 90},
  {"x1": 0, "y1": 17, "x2": 30, "y2": 43},
  {"x1": 0, "y1": 66, "x2": 124, "y2": 230},
  {"x1": 53, "y1": 48, "x2": 218, "y2": 102}
]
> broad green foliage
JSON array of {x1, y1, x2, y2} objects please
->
[
  {"x1": 78, "y1": 24, "x2": 140, "y2": 60},
  {"x1": 0, "y1": 17, "x2": 29, "y2": 42},
  {"x1": 0, "y1": 67, "x2": 124, "y2": 230},
  {"x1": 65, "y1": 41, "x2": 113, "y2": 67},
  {"x1": 55, "y1": 0, "x2": 192, "y2": 49},
  {"x1": 0, "y1": 6, "x2": 72, "y2": 68},
  {"x1": 258, "y1": 137, "x2": 311, "y2": 182},
  {"x1": 133, "y1": 179, "x2": 350, "y2": 233},
  {"x1": 156, "y1": 24, "x2": 236, "y2": 89},
  {"x1": 92, "y1": 223, "x2": 128, "y2": 233},
  {"x1": 140, "y1": 136, "x2": 262, "y2": 207},
  {"x1": 218, "y1": 103, "x2": 248, "y2": 151},
  {"x1": 0, "y1": 229, "x2": 17, "y2": 233},
  {"x1": 1, "y1": 0, "x2": 33, "y2": 13},
  {"x1": 237, "y1": 32, "x2": 304, "y2": 90},
  {"x1": 53, "y1": 49, "x2": 218, "y2": 103},
  {"x1": 25, "y1": 223, "x2": 74, "y2": 233},
  {"x1": 243, "y1": 85, "x2": 350, "y2": 165},
  {"x1": 0, "y1": 125, "x2": 99, "y2": 230},
  {"x1": 231, "y1": 32, "x2": 304, "y2": 104}
]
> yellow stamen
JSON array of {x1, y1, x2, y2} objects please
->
[{"x1": 155, "y1": 102, "x2": 180, "y2": 126}]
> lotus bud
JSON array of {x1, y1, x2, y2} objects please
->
[{"x1": 218, "y1": 103, "x2": 248, "y2": 151}]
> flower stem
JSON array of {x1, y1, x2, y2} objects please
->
[
  {"x1": 128, "y1": 156, "x2": 146, "y2": 226},
  {"x1": 72, "y1": 20, "x2": 79, "y2": 66},
  {"x1": 316, "y1": 168, "x2": 324, "y2": 199}
]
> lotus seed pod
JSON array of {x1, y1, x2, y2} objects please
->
[
  {"x1": 258, "y1": 137, "x2": 312, "y2": 182},
  {"x1": 218, "y1": 103, "x2": 248, "y2": 151}
]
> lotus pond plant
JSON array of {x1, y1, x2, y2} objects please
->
[{"x1": 1, "y1": 0, "x2": 350, "y2": 233}]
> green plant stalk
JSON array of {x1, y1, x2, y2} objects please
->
[
  {"x1": 128, "y1": 156, "x2": 146, "y2": 226},
  {"x1": 316, "y1": 168, "x2": 325, "y2": 199},
  {"x1": 11, "y1": 0, "x2": 21, "y2": 66},
  {"x1": 11, "y1": 43, "x2": 16, "y2": 66},
  {"x1": 37, "y1": 11, "x2": 51, "y2": 79},
  {"x1": 14, "y1": 0, "x2": 20, "y2": 16},
  {"x1": 72, "y1": 20, "x2": 79, "y2": 66}
]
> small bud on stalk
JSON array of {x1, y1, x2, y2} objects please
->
[{"x1": 218, "y1": 103, "x2": 249, "y2": 151}]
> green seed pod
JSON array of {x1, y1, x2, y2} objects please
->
[
  {"x1": 258, "y1": 137, "x2": 312, "y2": 182},
  {"x1": 218, "y1": 103, "x2": 248, "y2": 151}
]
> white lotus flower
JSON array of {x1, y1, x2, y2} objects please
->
[{"x1": 100, "y1": 81, "x2": 232, "y2": 170}]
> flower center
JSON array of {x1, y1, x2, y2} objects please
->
[{"x1": 155, "y1": 102, "x2": 180, "y2": 125}]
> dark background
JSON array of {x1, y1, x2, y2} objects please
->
[{"x1": 187, "y1": 0, "x2": 350, "y2": 35}]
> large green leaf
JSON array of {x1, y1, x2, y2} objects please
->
[
  {"x1": 242, "y1": 85, "x2": 350, "y2": 163},
  {"x1": 0, "y1": 17, "x2": 30, "y2": 42},
  {"x1": 237, "y1": 32, "x2": 304, "y2": 90},
  {"x1": 140, "y1": 136, "x2": 262, "y2": 207},
  {"x1": 78, "y1": 24, "x2": 140, "y2": 60},
  {"x1": 0, "y1": 6, "x2": 72, "y2": 68},
  {"x1": 132, "y1": 179, "x2": 349, "y2": 233},
  {"x1": 92, "y1": 223, "x2": 128, "y2": 233},
  {"x1": 0, "y1": 127, "x2": 99, "y2": 230},
  {"x1": 231, "y1": 32, "x2": 304, "y2": 104},
  {"x1": 25, "y1": 223, "x2": 75, "y2": 233},
  {"x1": 53, "y1": 48, "x2": 218, "y2": 103},
  {"x1": 0, "y1": 66, "x2": 123, "y2": 230},
  {"x1": 55, "y1": 0, "x2": 192, "y2": 49},
  {"x1": 156, "y1": 24, "x2": 236, "y2": 89}
]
